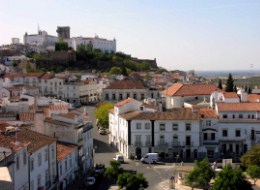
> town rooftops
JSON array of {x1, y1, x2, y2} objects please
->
[
  {"x1": 248, "y1": 94, "x2": 260, "y2": 103},
  {"x1": 217, "y1": 102, "x2": 260, "y2": 112},
  {"x1": 0, "y1": 123, "x2": 56, "y2": 153},
  {"x1": 105, "y1": 80, "x2": 146, "y2": 90},
  {"x1": 115, "y1": 98, "x2": 135, "y2": 107},
  {"x1": 223, "y1": 92, "x2": 239, "y2": 99},
  {"x1": 199, "y1": 108, "x2": 218, "y2": 119},
  {"x1": 162, "y1": 83, "x2": 220, "y2": 97},
  {"x1": 120, "y1": 108, "x2": 200, "y2": 120},
  {"x1": 57, "y1": 142, "x2": 77, "y2": 161}
]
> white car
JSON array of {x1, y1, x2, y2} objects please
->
[
  {"x1": 113, "y1": 155, "x2": 124, "y2": 163},
  {"x1": 86, "y1": 176, "x2": 95, "y2": 186}
]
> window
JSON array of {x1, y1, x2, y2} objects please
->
[
  {"x1": 60, "y1": 164, "x2": 62, "y2": 175},
  {"x1": 203, "y1": 133, "x2": 208, "y2": 140},
  {"x1": 16, "y1": 155, "x2": 20, "y2": 170},
  {"x1": 172, "y1": 135, "x2": 178, "y2": 146},
  {"x1": 37, "y1": 175, "x2": 41, "y2": 188},
  {"x1": 52, "y1": 146, "x2": 55, "y2": 159},
  {"x1": 105, "y1": 94, "x2": 109, "y2": 100},
  {"x1": 30, "y1": 158, "x2": 34, "y2": 171},
  {"x1": 141, "y1": 94, "x2": 145, "y2": 99},
  {"x1": 65, "y1": 159, "x2": 68, "y2": 171},
  {"x1": 38, "y1": 153, "x2": 42, "y2": 166},
  {"x1": 159, "y1": 135, "x2": 165, "y2": 144},
  {"x1": 206, "y1": 120, "x2": 211, "y2": 126},
  {"x1": 248, "y1": 115, "x2": 251, "y2": 119},
  {"x1": 133, "y1": 93, "x2": 137, "y2": 99},
  {"x1": 159, "y1": 123, "x2": 165, "y2": 131},
  {"x1": 136, "y1": 123, "x2": 141, "y2": 129},
  {"x1": 45, "y1": 170, "x2": 49, "y2": 187},
  {"x1": 172, "y1": 123, "x2": 178, "y2": 131},
  {"x1": 145, "y1": 123, "x2": 150, "y2": 129},
  {"x1": 145, "y1": 135, "x2": 151, "y2": 146},
  {"x1": 211, "y1": 133, "x2": 215, "y2": 140},
  {"x1": 135, "y1": 135, "x2": 141, "y2": 144},
  {"x1": 223, "y1": 114, "x2": 227, "y2": 118},
  {"x1": 126, "y1": 93, "x2": 130, "y2": 98},
  {"x1": 236, "y1": 129, "x2": 241, "y2": 137},
  {"x1": 45, "y1": 149, "x2": 48, "y2": 161},
  {"x1": 30, "y1": 180, "x2": 34, "y2": 190},
  {"x1": 223, "y1": 129, "x2": 228, "y2": 137},
  {"x1": 23, "y1": 150, "x2": 27, "y2": 165},
  {"x1": 69, "y1": 155, "x2": 72, "y2": 167},
  {"x1": 239, "y1": 114, "x2": 243, "y2": 118},
  {"x1": 112, "y1": 94, "x2": 115, "y2": 100},
  {"x1": 186, "y1": 136, "x2": 191, "y2": 146},
  {"x1": 119, "y1": 94, "x2": 123, "y2": 100},
  {"x1": 186, "y1": 123, "x2": 191, "y2": 131}
]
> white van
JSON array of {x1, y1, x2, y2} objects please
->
[{"x1": 140, "y1": 153, "x2": 159, "y2": 164}]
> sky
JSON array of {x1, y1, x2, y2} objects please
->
[{"x1": 1, "y1": 0, "x2": 260, "y2": 71}]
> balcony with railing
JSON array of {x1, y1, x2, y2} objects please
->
[{"x1": 157, "y1": 141, "x2": 169, "y2": 147}]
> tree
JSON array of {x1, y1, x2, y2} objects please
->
[
  {"x1": 240, "y1": 145, "x2": 260, "y2": 167},
  {"x1": 104, "y1": 160, "x2": 123, "y2": 180},
  {"x1": 218, "y1": 79, "x2": 223, "y2": 89},
  {"x1": 117, "y1": 172, "x2": 148, "y2": 190},
  {"x1": 225, "y1": 73, "x2": 234, "y2": 92},
  {"x1": 186, "y1": 158, "x2": 215, "y2": 189},
  {"x1": 246, "y1": 165, "x2": 260, "y2": 185},
  {"x1": 95, "y1": 102, "x2": 114, "y2": 128},
  {"x1": 121, "y1": 65, "x2": 128, "y2": 76},
  {"x1": 212, "y1": 164, "x2": 252, "y2": 190},
  {"x1": 109, "y1": 67, "x2": 122, "y2": 75},
  {"x1": 55, "y1": 41, "x2": 68, "y2": 51}
]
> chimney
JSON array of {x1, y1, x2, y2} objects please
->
[{"x1": 241, "y1": 92, "x2": 248, "y2": 102}]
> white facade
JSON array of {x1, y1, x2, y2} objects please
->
[
  {"x1": 39, "y1": 77, "x2": 64, "y2": 98},
  {"x1": 43, "y1": 112, "x2": 94, "y2": 175},
  {"x1": 109, "y1": 98, "x2": 201, "y2": 160},
  {"x1": 24, "y1": 30, "x2": 58, "y2": 48},
  {"x1": 57, "y1": 143, "x2": 78, "y2": 190},
  {"x1": 65, "y1": 36, "x2": 116, "y2": 53}
]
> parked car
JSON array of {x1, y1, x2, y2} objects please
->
[
  {"x1": 113, "y1": 154, "x2": 124, "y2": 163},
  {"x1": 94, "y1": 163, "x2": 105, "y2": 177},
  {"x1": 85, "y1": 176, "x2": 96, "y2": 186},
  {"x1": 99, "y1": 129, "x2": 107, "y2": 135}
]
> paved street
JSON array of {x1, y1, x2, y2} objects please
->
[{"x1": 83, "y1": 106, "x2": 183, "y2": 190}]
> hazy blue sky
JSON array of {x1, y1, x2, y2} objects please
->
[{"x1": 1, "y1": 0, "x2": 260, "y2": 71}]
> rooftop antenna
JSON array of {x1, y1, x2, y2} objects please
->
[{"x1": 37, "y1": 23, "x2": 40, "y2": 34}]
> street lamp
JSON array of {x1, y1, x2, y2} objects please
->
[{"x1": 175, "y1": 154, "x2": 179, "y2": 166}]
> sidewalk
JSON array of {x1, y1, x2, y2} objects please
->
[{"x1": 158, "y1": 179, "x2": 202, "y2": 190}]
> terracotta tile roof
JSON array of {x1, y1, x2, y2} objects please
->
[
  {"x1": 56, "y1": 112, "x2": 80, "y2": 119},
  {"x1": 217, "y1": 102, "x2": 260, "y2": 111},
  {"x1": 57, "y1": 142, "x2": 77, "y2": 161},
  {"x1": 19, "y1": 113, "x2": 35, "y2": 121},
  {"x1": 49, "y1": 104, "x2": 69, "y2": 111},
  {"x1": 120, "y1": 108, "x2": 200, "y2": 120},
  {"x1": 248, "y1": 94, "x2": 260, "y2": 103},
  {"x1": 25, "y1": 73, "x2": 44, "y2": 78},
  {"x1": 115, "y1": 98, "x2": 135, "y2": 107},
  {"x1": 41, "y1": 72, "x2": 55, "y2": 80},
  {"x1": 23, "y1": 85, "x2": 39, "y2": 90},
  {"x1": 223, "y1": 92, "x2": 239, "y2": 99},
  {"x1": 105, "y1": 80, "x2": 146, "y2": 89},
  {"x1": 199, "y1": 108, "x2": 217, "y2": 118},
  {"x1": 0, "y1": 123, "x2": 56, "y2": 153},
  {"x1": 162, "y1": 83, "x2": 220, "y2": 97},
  {"x1": 6, "y1": 86, "x2": 23, "y2": 92},
  {"x1": 109, "y1": 109, "x2": 114, "y2": 113}
]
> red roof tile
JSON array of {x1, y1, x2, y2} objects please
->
[
  {"x1": 105, "y1": 80, "x2": 146, "y2": 89},
  {"x1": 248, "y1": 94, "x2": 260, "y2": 103},
  {"x1": 217, "y1": 102, "x2": 260, "y2": 111},
  {"x1": 115, "y1": 98, "x2": 135, "y2": 107},
  {"x1": 162, "y1": 83, "x2": 220, "y2": 97},
  {"x1": 223, "y1": 92, "x2": 239, "y2": 99},
  {"x1": 57, "y1": 142, "x2": 77, "y2": 161},
  {"x1": 199, "y1": 108, "x2": 217, "y2": 118}
]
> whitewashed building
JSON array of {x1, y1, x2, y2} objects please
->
[
  {"x1": 57, "y1": 142, "x2": 78, "y2": 190},
  {"x1": 109, "y1": 98, "x2": 202, "y2": 160},
  {"x1": 65, "y1": 35, "x2": 116, "y2": 53},
  {"x1": 0, "y1": 123, "x2": 58, "y2": 190},
  {"x1": 43, "y1": 111, "x2": 93, "y2": 175}
]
